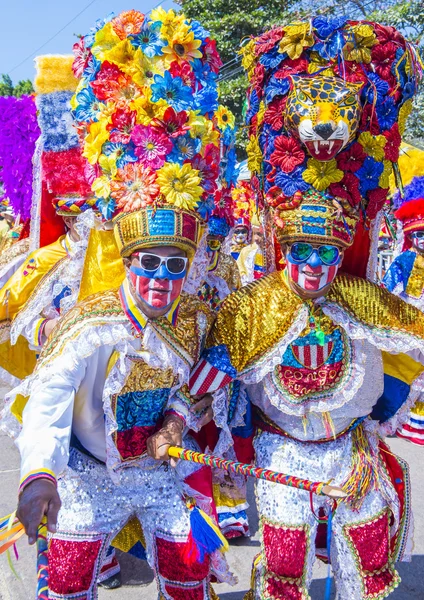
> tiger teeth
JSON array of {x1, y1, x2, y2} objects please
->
[
  {"x1": 328, "y1": 141, "x2": 334, "y2": 153},
  {"x1": 314, "y1": 141, "x2": 319, "y2": 153}
]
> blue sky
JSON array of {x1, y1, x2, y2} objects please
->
[{"x1": 0, "y1": 0, "x2": 177, "y2": 83}]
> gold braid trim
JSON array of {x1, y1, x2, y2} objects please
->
[
  {"x1": 327, "y1": 273, "x2": 424, "y2": 337},
  {"x1": 0, "y1": 238, "x2": 29, "y2": 271}
]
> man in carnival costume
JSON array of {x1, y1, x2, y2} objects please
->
[
  {"x1": 185, "y1": 18, "x2": 424, "y2": 599},
  {"x1": 4, "y1": 9, "x2": 234, "y2": 599},
  {"x1": 383, "y1": 176, "x2": 424, "y2": 445}
]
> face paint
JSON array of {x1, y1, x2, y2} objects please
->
[
  {"x1": 410, "y1": 231, "x2": 424, "y2": 252},
  {"x1": 233, "y1": 227, "x2": 248, "y2": 245},
  {"x1": 286, "y1": 245, "x2": 341, "y2": 292},
  {"x1": 129, "y1": 256, "x2": 187, "y2": 310}
]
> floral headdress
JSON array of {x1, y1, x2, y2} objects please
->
[
  {"x1": 231, "y1": 180, "x2": 260, "y2": 232},
  {"x1": 394, "y1": 176, "x2": 424, "y2": 235},
  {"x1": 33, "y1": 55, "x2": 95, "y2": 247},
  {"x1": 72, "y1": 8, "x2": 224, "y2": 258},
  {"x1": 242, "y1": 19, "x2": 423, "y2": 224}
]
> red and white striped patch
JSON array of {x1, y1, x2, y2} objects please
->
[
  {"x1": 189, "y1": 359, "x2": 232, "y2": 395},
  {"x1": 292, "y1": 341, "x2": 333, "y2": 369}
]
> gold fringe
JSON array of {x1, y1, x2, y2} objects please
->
[
  {"x1": 243, "y1": 591, "x2": 255, "y2": 600},
  {"x1": 210, "y1": 586, "x2": 220, "y2": 600}
]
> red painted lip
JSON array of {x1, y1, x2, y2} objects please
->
[{"x1": 305, "y1": 139, "x2": 344, "y2": 161}]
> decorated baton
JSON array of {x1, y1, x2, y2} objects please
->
[{"x1": 168, "y1": 447, "x2": 347, "y2": 499}]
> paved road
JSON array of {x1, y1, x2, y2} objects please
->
[{"x1": 1, "y1": 430, "x2": 423, "y2": 599}]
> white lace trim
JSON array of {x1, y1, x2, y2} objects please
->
[
  {"x1": 10, "y1": 211, "x2": 97, "y2": 345},
  {"x1": 205, "y1": 272, "x2": 231, "y2": 300},
  {"x1": 183, "y1": 230, "x2": 210, "y2": 295},
  {"x1": 320, "y1": 300, "x2": 424, "y2": 355},
  {"x1": 238, "y1": 305, "x2": 309, "y2": 384}
]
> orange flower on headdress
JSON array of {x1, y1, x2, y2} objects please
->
[
  {"x1": 110, "y1": 163, "x2": 159, "y2": 210},
  {"x1": 112, "y1": 10, "x2": 145, "y2": 39}
]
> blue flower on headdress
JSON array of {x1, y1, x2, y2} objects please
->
[
  {"x1": 260, "y1": 47, "x2": 284, "y2": 69},
  {"x1": 208, "y1": 216, "x2": 230, "y2": 238},
  {"x1": 357, "y1": 157, "x2": 384, "y2": 194},
  {"x1": 151, "y1": 71, "x2": 192, "y2": 111},
  {"x1": 260, "y1": 123, "x2": 277, "y2": 155},
  {"x1": 265, "y1": 75, "x2": 290, "y2": 104},
  {"x1": 275, "y1": 165, "x2": 310, "y2": 197},
  {"x1": 313, "y1": 16, "x2": 347, "y2": 39},
  {"x1": 190, "y1": 19, "x2": 209, "y2": 42},
  {"x1": 169, "y1": 134, "x2": 200, "y2": 164},
  {"x1": 192, "y1": 59, "x2": 216, "y2": 86},
  {"x1": 84, "y1": 13, "x2": 114, "y2": 47},
  {"x1": 222, "y1": 148, "x2": 239, "y2": 186},
  {"x1": 376, "y1": 97, "x2": 398, "y2": 130},
  {"x1": 96, "y1": 196, "x2": 116, "y2": 220},
  {"x1": 82, "y1": 55, "x2": 101, "y2": 82},
  {"x1": 363, "y1": 73, "x2": 389, "y2": 104},
  {"x1": 222, "y1": 125, "x2": 236, "y2": 148},
  {"x1": 245, "y1": 89, "x2": 260, "y2": 125},
  {"x1": 193, "y1": 86, "x2": 219, "y2": 115},
  {"x1": 74, "y1": 88, "x2": 103, "y2": 122},
  {"x1": 197, "y1": 195, "x2": 215, "y2": 220},
  {"x1": 102, "y1": 141, "x2": 137, "y2": 169},
  {"x1": 130, "y1": 21, "x2": 165, "y2": 57}
]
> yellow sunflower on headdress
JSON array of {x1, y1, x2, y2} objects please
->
[
  {"x1": 162, "y1": 22, "x2": 203, "y2": 65},
  {"x1": 156, "y1": 162, "x2": 203, "y2": 210},
  {"x1": 343, "y1": 24, "x2": 377, "y2": 64},
  {"x1": 91, "y1": 22, "x2": 121, "y2": 61},
  {"x1": 279, "y1": 22, "x2": 314, "y2": 60},
  {"x1": 131, "y1": 88, "x2": 167, "y2": 125},
  {"x1": 83, "y1": 120, "x2": 110, "y2": 164},
  {"x1": 215, "y1": 105, "x2": 236, "y2": 130},
  {"x1": 150, "y1": 8, "x2": 185, "y2": 40}
]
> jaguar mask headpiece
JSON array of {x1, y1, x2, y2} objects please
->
[{"x1": 285, "y1": 75, "x2": 363, "y2": 162}]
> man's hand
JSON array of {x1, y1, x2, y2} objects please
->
[
  {"x1": 43, "y1": 318, "x2": 59, "y2": 340},
  {"x1": 146, "y1": 415, "x2": 184, "y2": 467},
  {"x1": 190, "y1": 393, "x2": 214, "y2": 428},
  {"x1": 17, "y1": 479, "x2": 61, "y2": 545}
]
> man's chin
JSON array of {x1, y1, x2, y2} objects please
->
[{"x1": 289, "y1": 278, "x2": 332, "y2": 299}]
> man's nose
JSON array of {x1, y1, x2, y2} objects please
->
[
  {"x1": 306, "y1": 250, "x2": 321, "y2": 267},
  {"x1": 152, "y1": 263, "x2": 169, "y2": 279}
]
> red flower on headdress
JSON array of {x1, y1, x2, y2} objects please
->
[
  {"x1": 274, "y1": 58, "x2": 308, "y2": 79},
  {"x1": 336, "y1": 143, "x2": 367, "y2": 173},
  {"x1": 366, "y1": 187, "x2": 388, "y2": 219},
  {"x1": 107, "y1": 108, "x2": 137, "y2": 144},
  {"x1": 213, "y1": 188, "x2": 234, "y2": 223},
  {"x1": 359, "y1": 104, "x2": 381, "y2": 136},
  {"x1": 155, "y1": 107, "x2": 190, "y2": 138},
  {"x1": 371, "y1": 43, "x2": 397, "y2": 81},
  {"x1": 254, "y1": 27, "x2": 284, "y2": 56},
  {"x1": 91, "y1": 62, "x2": 131, "y2": 101},
  {"x1": 269, "y1": 135, "x2": 305, "y2": 173},
  {"x1": 374, "y1": 24, "x2": 405, "y2": 46},
  {"x1": 329, "y1": 172, "x2": 361, "y2": 208},
  {"x1": 170, "y1": 61, "x2": 195, "y2": 89},
  {"x1": 73, "y1": 38, "x2": 91, "y2": 78},
  {"x1": 383, "y1": 124, "x2": 401, "y2": 162},
  {"x1": 251, "y1": 63, "x2": 266, "y2": 96},
  {"x1": 264, "y1": 97, "x2": 287, "y2": 131},
  {"x1": 203, "y1": 39, "x2": 223, "y2": 74},
  {"x1": 335, "y1": 62, "x2": 368, "y2": 85}
]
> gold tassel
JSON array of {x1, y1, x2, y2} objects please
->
[{"x1": 342, "y1": 425, "x2": 376, "y2": 510}]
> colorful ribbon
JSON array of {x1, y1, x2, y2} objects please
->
[
  {"x1": 168, "y1": 447, "x2": 328, "y2": 495},
  {"x1": 36, "y1": 518, "x2": 48, "y2": 600}
]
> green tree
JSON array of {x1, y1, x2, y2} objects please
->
[
  {"x1": 0, "y1": 74, "x2": 34, "y2": 98},
  {"x1": 177, "y1": 1, "x2": 297, "y2": 155}
]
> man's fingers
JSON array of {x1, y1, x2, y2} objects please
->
[
  {"x1": 197, "y1": 407, "x2": 214, "y2": 428},
  {"x1": 190, "y1": 394, "x2": 213, "y2": 412},
  {"x1": 46, "y1": 495, "x2": 61, "y2": 533},
  {"x1": 25, "y1": 505, "x2": 47, "y2": 545}
]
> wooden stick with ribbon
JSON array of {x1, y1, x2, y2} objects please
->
[{"x1": 168, "y1": 447, "x2": 347, "y2": 499}]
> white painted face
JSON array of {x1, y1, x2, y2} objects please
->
[
  {"x1": 410, "y1": 231, "x2": 424, "y2": 252},
  {"x1": 285, "y1": 242, "x2": 343, "y2": 298}
]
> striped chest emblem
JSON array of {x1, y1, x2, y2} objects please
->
[{"x1": 291, "y1": 340, "x2": 334, "y2": 369}]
